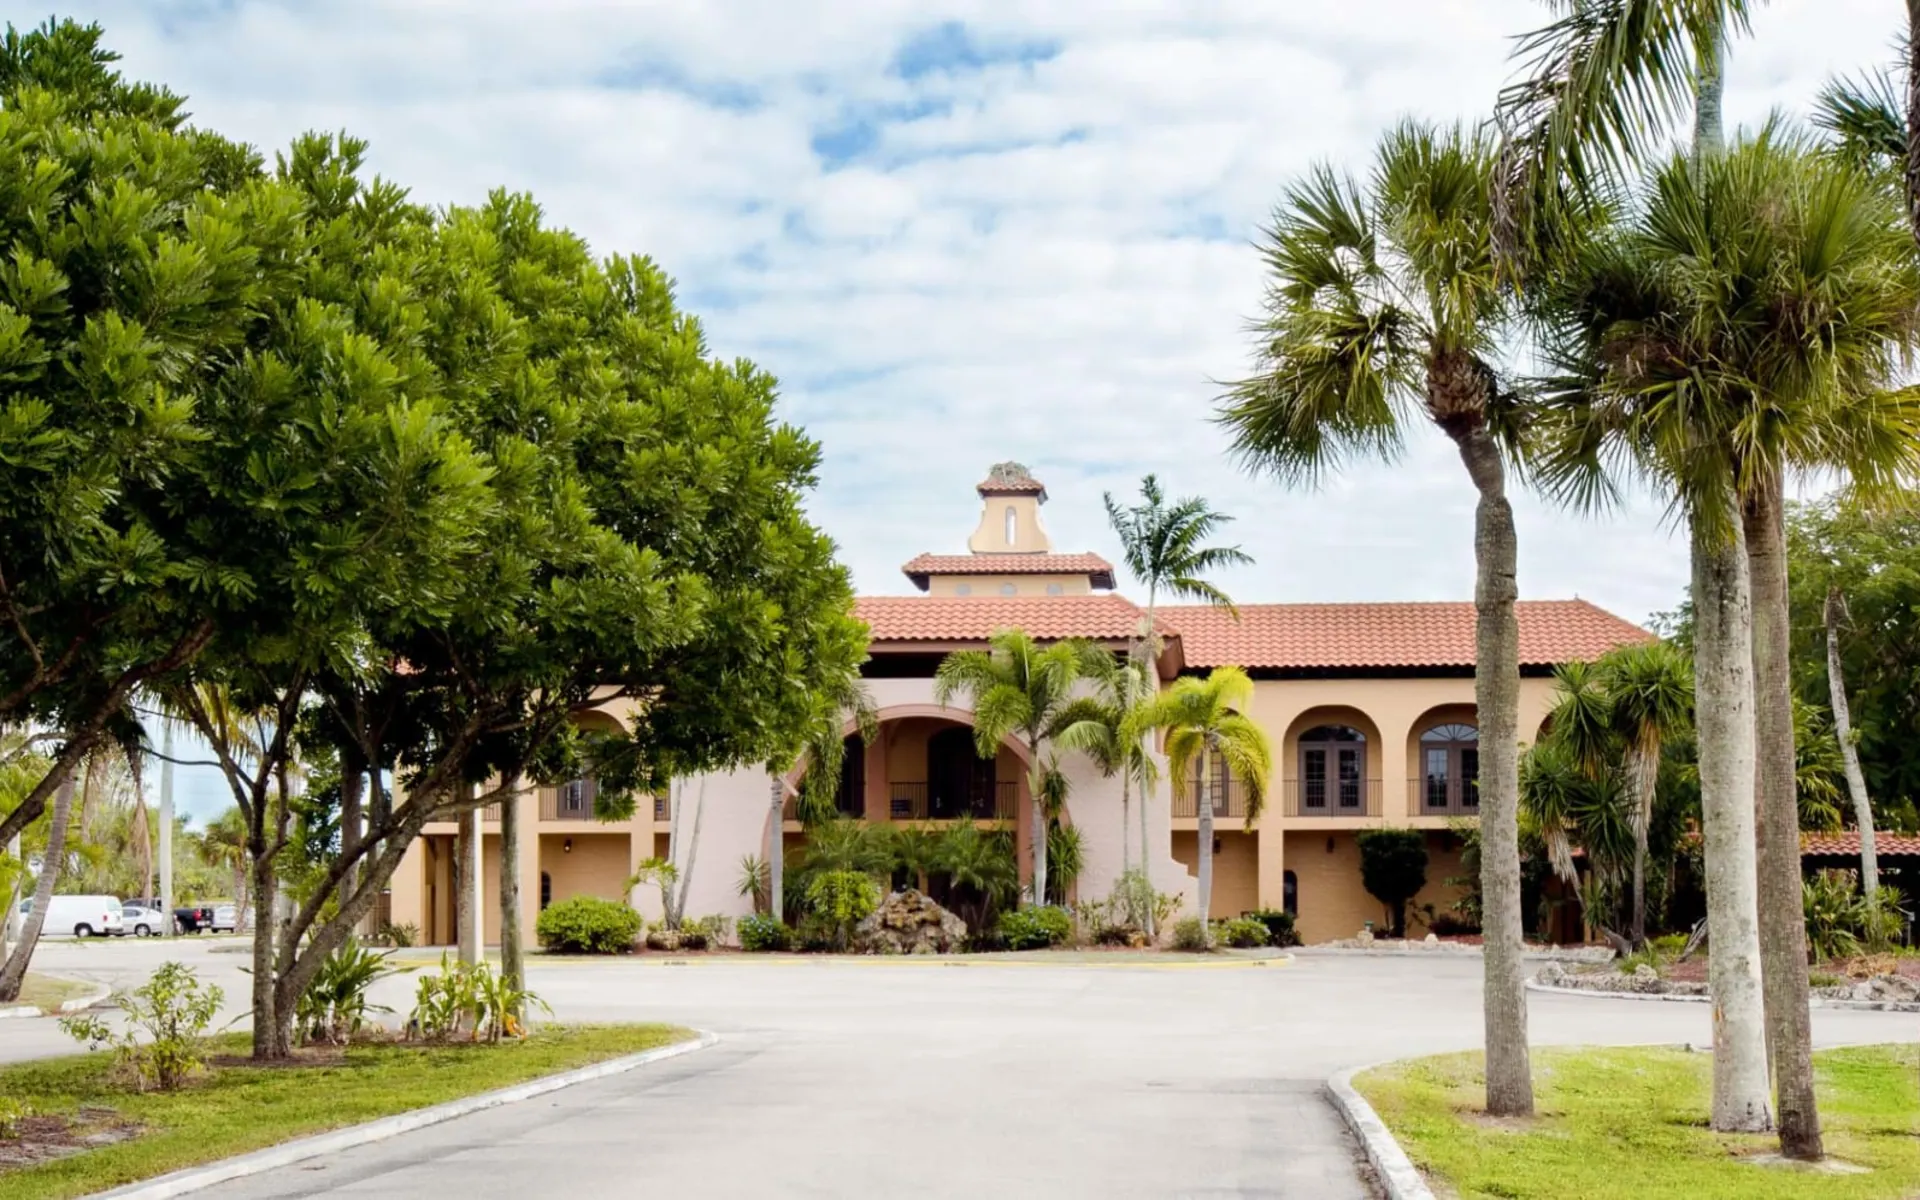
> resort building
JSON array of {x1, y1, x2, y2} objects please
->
[{"x1": 389, "y1": 463, "x2": 1649, "y2": 945}]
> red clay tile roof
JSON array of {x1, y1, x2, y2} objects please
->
[
  {"x1": 1158, "y1": 600, "x2": 1650, "y2": 670},
  {"x1": 855, "y1": 595, "x2": 1154, "y2": 643},
  {"x1": 901, "y1": 552, "x2": 1116, "y2": 590},
  {"x1": 1802, "y1": 831, "x2": 1920, "y2": 858}
]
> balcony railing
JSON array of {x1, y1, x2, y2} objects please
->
[
  {"x1": 1282, "y1": 778, "x2": 1383, "y2": 818},
  {"x1": 1408, "y1": 778, "x2": 1479, "y2": 818},
  {"x1": 1170, "y1": 778, "x2": 1252, "y2": 819},
  {"x1": 885, "y1": 780, "x2": 1016, "y2": 821}
]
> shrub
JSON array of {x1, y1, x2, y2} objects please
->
[
  {"x1": 1425, "y1": 911, "x2": 1479, "y2": 938},
  {"x1": 295, "y1": 936, "x2": 400, "y2": 1046},
  {"x1": 678, "y1": 914, "x2": 733, "y2": 950},
  {"x1": 373, "y1": 921, "x2": 419, "y2": 949},
  {"x1": 805, "y1": 869, "x2": 882, "y2": 950},
  {"x1": 998, "y1": 905, "x2": 1073, "y2": 950},
  {"x1": 1356, "y1": 828, "x2": 1429, "y2": 938},
  {"x1": 62, "y1": 962, "x2": 221, "y2": 1091},
  {"x1": 738, "y1": 913, "x2": 792, "y2": 952},
  {"x1": 1244, "y1": 908, "x2": 1298, "y2": 947},
  {"x1": 1171, "y1": 915, "x2": 1211, "y2": 952},
  {"x1": 1215, "y1": 916, "x2": 1271, "y2": 948},
  {"x1": 0, "y1": 1097, "x2": 31, "y2": 1139},
  {"x1": 407, "y1": 954, "x2": 549, "y2": 1042},
  {"x1": 536, "y1": 895, "x2": 642, "y2": 954},
  {"x1": 795, "y1": 913, "x2": 840, "y2": 952}
]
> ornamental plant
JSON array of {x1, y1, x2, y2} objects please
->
[
  {"x1": 536, "y1": 896, "x2": 643, "y2": 955},
  {"x1": 62, "y1": 962, "x2": 222, "y2": 1091}
]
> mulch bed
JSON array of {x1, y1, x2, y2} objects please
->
[{"x1": 0, "y1": 1108, "x2": 142, "y2": 1171}]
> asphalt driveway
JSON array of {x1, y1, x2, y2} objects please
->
[{"x1": 8, "y1": 942, "x2": 1915, "y2": 1198}]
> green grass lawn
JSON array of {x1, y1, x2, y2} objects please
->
[
  {"x1": 1356, "y1": 1044, "x2": 1920, "y2": 1200},
  {"x1": 0, "y1": 1024, "x2": 691, "y2": 1200},
  {"x1": 12, "y1": 974, "x2": 94, "y2": 1013}
]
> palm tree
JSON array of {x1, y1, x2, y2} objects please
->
[
  {"x1": 1148, "y1": 667, "x2": 1270, "y2": 940},
  {"x1": 934, "y1": 630, "x2": 1104, "y2": 907},
  {"x1": 201, "y1": 806, "x2": 250, "y2": 928},
  {"x1": 1821, "y1": 586, "x2": 1877, "y2": 892},
  {"x1": 1493, "y1": 0, "x2": 1772, "y2": 1140},
  {"x1": 1597, "y1": 642, "x2": 1693, "y2": 949},
  {"x1": 1054, "y1": 656, "x2": 1161, "y2": 885},
  {"x1": 1103, "y1": 476, "x2": 1249, "y2": 891},
  {"x1": 0, "y1": 771, "x2": 75, "y2": 1002},
  {"x1": 1220, "y1": 119, "x2": 1536, "y2": 1117},
  {"x1": 1532, "y1": 133, "x2": 1920, "y2": 1160}
]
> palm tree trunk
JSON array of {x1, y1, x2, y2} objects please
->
[
  {"x1": 499, "y1": 779, "x2": 524, "y2": 1020},
  {"x1": 0, "y1": 772, "x2": 76, "y2": 1002},
  {"x1": 1196, "y1": 743, "x2": 1214, "y2": 942},
  {"x1": 1824, "y1": 588, "x2": 1877, "y2": 894},
  {"x1": 671, "y1": 777, "x2": 707, "y2": 929},
  {"x1": 1905, "y1": 0, "x2": 1920, "y2": 247},
  {"x1": 1453, "y1": 425, "x2": 1533, "y2": 1118},
  {"x1": 1028, "y1": 750, "x2": 1048, "y2": 907},
  {"x1": 1692, "y1": 514, "x2": 1773, "y2": 1132},
  {"x1": 1120, "y1": 763, "x2": 1132, "y2": 880},
  {"x1": 1743, "y1": 478, "x2": 1823, "y2": 1160},
  {"x1": 1627, "y1": 743, "x2": 1657, "y2": 950},
  {"x1": 1140, "y1": 590, "x2": 1157, "y2": 935}
]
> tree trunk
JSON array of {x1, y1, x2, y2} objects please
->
[
  {"x1": 1626, "y1": 741, "x2": 1658, "y2": 950},
  {"x1": 499, "y1": 779, "x2": 524, "y2": 1018},
  {"x1": 455, "y1": 809, "x2": 478, "y2": 964},
  {"x1": 1028, "y1": 752, "x2": 1048, "y2": 908},
  {"x1": 1825, "y1": 588, "x2": 1877, "y2": 895},
  {"x1": 1140, "y1": 591, "x2": 1157, "y2": 935},
  {"x1": 1196, "y1": 741, "x2": 1214, "y2": 942},
  {"x1": 249, "y1": 843, "x2": 287, "y2": 1059},
  {"x1": 1452, "y1": 425, "x2": 1533, "y2": 1118},
  {"x1": 1691, "y1": 17, "x2": 1724, "y2": 173},
  {"x1": 0, "y1": 773, "x2": 76, "y2": 1002},
  {"x1": 1905, "y1": 0, "x2": 1920, "y2": 247},
  {"x1": 339, "y1": 749, "x2": 365, "y2": 920},
  {"x1": 1743, "y1": 479, "x2": 1824, "y2": 1161},
  {"x1": 1120, "y1": 761, "x2": 1132, "y2": 880},
  {"x1": 671, "y1": 777, "x2": 707, "y2": 929},
  {"x1": 1693, "y1": 514, "x2": 1774, "y2": 1132}
]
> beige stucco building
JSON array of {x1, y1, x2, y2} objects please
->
[{"x1": 389, "y1": 463, "x2": 1647, "y2": 946}]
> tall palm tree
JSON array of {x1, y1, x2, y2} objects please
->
[
  {"x1": 1596, "y1": 641, "x2": 1692, "y2": 948},
  {"x1": 934, "y1": 630, "x2": 1104, "y2": 907},
  {"x1": 0, "y1": 771, "x2": 75, "y2": 1002},
  {"x1": 1149, "y1": 667, "x2": 1270, "y2": 940},
  {"x1": 1220, "y1": 120, "x2": 1536, "y2": 1117},
  {"x1": 1532, "y1": 133, "x2": 1920, "y2": 1160},
  {"x1": 774, "y1": 675, "x2": 877, "y2": 923},
  {"x1": 1102, "y1": 475, "x2": 1250, "y2": 896},
  {"x1": 1493, "y1": 0, "x2": 1771, "y2": 1139}
]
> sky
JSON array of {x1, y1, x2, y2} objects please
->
[{"x1": 55, "y1": 2, "x2": 1898, "y2": 821}]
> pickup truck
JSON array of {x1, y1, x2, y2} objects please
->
[{"x1": 172, "y1": 904, "x2": 217, "y2": 934}]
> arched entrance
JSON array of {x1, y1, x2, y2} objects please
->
[{"x1": 927, "y1": 726, "x2": 998, "y2": 819}]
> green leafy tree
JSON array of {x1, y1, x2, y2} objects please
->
[
  {"x1": 1220, "y1": 120, "x2": 1535, "y2": 1117},
  {"x1": 1149, "y1": 666, "x2": 1271, "y2": 939},
  {"x1": 934, "y1": 630, "x2": 1106, "y2": 908},
  {"x1": 1355, "y1": 829, "x2": 1429, "y2": 939}
]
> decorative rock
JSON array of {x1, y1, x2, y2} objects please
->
[
  {"x1": 1536, "y1": 962, "x2": 1567, "y2": 987},
  {"x1": 854, "y1": 889, "x2": 967, "y2": 955},
  {"x1": 1355, "y1": 928, "x2": 1375, "y2": 948},
  {"x1": 1423, "y1": 933, "x2": 1438, "y2": 945},
  {"x1": 644, "y1": 928, "x2": 682, "y2": 952},
  {"x1": 1628, "y1": 964, "x2": 1662, "y2": 993}
]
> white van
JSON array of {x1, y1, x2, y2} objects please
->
[{"x1": 19, "y1": 895, "x2": 123, "y2": 938}]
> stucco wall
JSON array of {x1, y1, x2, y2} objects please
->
[
  {"x1": 927, "y1": 573, "x2": 1093, "y2": 597},
  {"x1": 539, "y1": 833, "x2": 632, "y2": 908},
  {"x1": 967, "y1": 493, "x2": 1051, "y2": 553},
  {"x1": 1286, "y1": 831, "x2": 1378, "y2": 943},
  {"x1": 1169, "y1": 830, "x2": 1259, "y2": 919}
]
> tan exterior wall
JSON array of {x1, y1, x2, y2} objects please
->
[
  {"x1": 1412, "y1": 833, "x2": 1470, "y2": 928},
  {"x1": 967, "y1": 493, "x2": 1051, "y2": 553},
  {"x1": 1286, "y1": 831, "x2": 1379, "y2": 943},
  {"x1": 539, "y1": 833, "x2": 632, "y2": 908},
  {"x1": 1170, "y1": 830, "x2": 1260, "y2": 919},
  {"x1": 927, "y1": 573, "x2": 1092, "y2": 597}
]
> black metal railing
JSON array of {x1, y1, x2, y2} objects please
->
[
  {"x1": 1170, "y1": 778, "x2": 1253, "y2": 819},
  {"x1": 1407, "y1": 777, "x2": 1479, "y2": 817},
  {"x1": 885, "y1": 780, "x2": 1016, "y2": 821},
  {"x1": 1281, "y1": 777, "x2": 1382, "y2": 818}
]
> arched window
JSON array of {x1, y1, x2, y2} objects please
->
[
  {"x1": 1283, "y1": 869, "x2": 1298, "y2": 917},
  {"x1": 539, "y1": 872, "x2": 552, "y2": 911},
  {"x1": 1298, "y1": 724, "x2": 1366, "y2": 813},
  {"x1": 1419, "y1": 722, "x2": 1479, "y2": 813},
  {"x1": 1004, "y1": 506, "x2": 1017, "y2": 545}
]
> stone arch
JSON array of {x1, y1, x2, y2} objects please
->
[
  {"x1": 1280, "y1": 705, "x2": 1386, "y2": 783},
  {"x1": 1406, "y1": 703, "x2": 1480, "y2": 816}
]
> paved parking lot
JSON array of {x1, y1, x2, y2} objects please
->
[{"x1": 5, "y1": 940, "x2": 1913, "y2": 1198}]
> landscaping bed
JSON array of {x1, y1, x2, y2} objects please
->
[
  {"x1": 1536, "y1": 951, "x2": 1920, "y2": 1009},
  {"x1": 0, "y1": 1024, "x2": 690, "y2": 1200},
  {"x1": 1355, "y1": 1044, "x2": 1920, "y2": 1199}
]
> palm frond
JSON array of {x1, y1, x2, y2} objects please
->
[{"x1": 1813, "y1": 67, "x2": 1906, "y2": 173}]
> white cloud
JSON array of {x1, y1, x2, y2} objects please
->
[{"x1": 61, "y1": 0, "x2": 1901, "y2": 627}]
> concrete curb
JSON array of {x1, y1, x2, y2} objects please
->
[
  {"x1": 0, "y1": 978, "x2": 112, "y2": 1020},
  {"x1": 390, "y1": 953, "x2": 1292, "y2": 971},
  {"x1": 1325, "y1": 1064, "x2": 1434, "y2": 1200},
  {"x1": 1294, "y1": 946, "x2": 1613, "y2": 964},
  {"x1": 1526, "y1": 978, "x2": 1920, "y2": 1012},
  {"x1": 89, "y1": 1029, "x2": 720, "y2": 1199}
]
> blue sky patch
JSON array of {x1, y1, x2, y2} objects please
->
[{"x1": 891, "y1": 21, "x2": 1061, "y2": 81}]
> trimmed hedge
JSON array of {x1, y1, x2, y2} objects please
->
[
  {"x1": 535, "y1": 896, "x2": 641, "y2": 954},
  {"x1": 998, "y1": 905, "x2": 1073, "y2": 951}
]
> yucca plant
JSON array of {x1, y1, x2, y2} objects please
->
[{"x1": 294, "y1": 936, "x2": 402, "y2": 1046}]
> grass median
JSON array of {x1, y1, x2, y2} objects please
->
[
  {"x1": 1356, "y1": 1043, "x2": 1920, "y2": 1200},
  {"x1": 0, "y1": 1024, "x2": 692, "y2": 1200},
  {"x1": 11, "y1": 974, "x2": 94, "y2": 1014}
]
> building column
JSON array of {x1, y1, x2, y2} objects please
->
[
  {"x1": 1257, "y1": 815, "x2": 1287, "y2": 912},
  {"x1": 1380, "y1": 721, "x2": 1413, "y2": 821},
  {"x1": 863, "y1": 729, "x2": 887, "y2": 820}
]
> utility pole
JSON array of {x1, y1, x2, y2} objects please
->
[{"x1": 159, "y1": 722, "x2": 175, "y2": 936}]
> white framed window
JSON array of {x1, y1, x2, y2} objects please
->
[{"x1": 1004, "y1": 506, "x2": 1017, "y2": 545}]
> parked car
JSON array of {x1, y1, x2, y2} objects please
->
[
  {"x1": 18, "y1": 895, "x2": 123, "y2": 938},
  {"x1": 173, "y1": 904, "x2": 216, "y2": 934},
  {"x1": 117, "y1": 904, "x2": 164, "y2": 937},
  {"x1": 211, "y1": 904, "x2": 238, "y2": 933}
]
